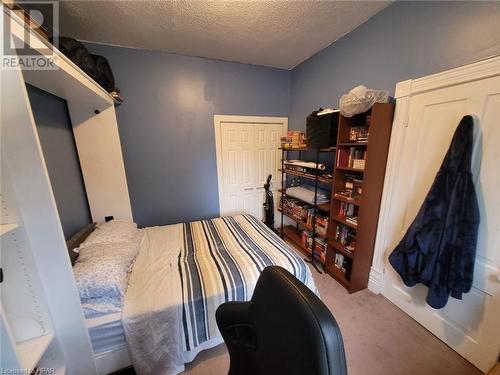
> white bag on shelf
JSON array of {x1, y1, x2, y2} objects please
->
[{"x1": 339, "y1": 85, "x2": 389, "y2": 117}]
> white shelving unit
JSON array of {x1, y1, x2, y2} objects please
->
[
  {"x1": 17, "y1": 333, "x2": 54, "y2": 370},
  {"x1": 1, "y1": 5, "x2": 132, "y2": 374}
]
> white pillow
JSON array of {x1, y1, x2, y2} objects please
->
[
  {"x1": 73, "y1": 241, "x2": 140, "y2": 300},
  {"x1": 80, "y1": 219, "x2": 138, "y2": 248}
]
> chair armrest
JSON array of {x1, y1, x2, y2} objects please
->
[
  {"x1": 216, "y1": 301, "x2": 256, "y2": 350},
  {"x1": 216, "y1": 301, "x2": 251, "y2": 327}
]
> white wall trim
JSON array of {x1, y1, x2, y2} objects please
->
[
  {"x1": 214, "y1": 115, "x2": 288, "y2": 216},
  {"x1": 372, "y1": 55, "x2": 500, "y2": 301},
  {"x1": 395, "y1": 55, "x2": 500, "y2": 98},
  {"x1": 367, "y1": 267, "x2": 384, "y2": 295}
]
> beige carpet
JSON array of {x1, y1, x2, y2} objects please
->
[{"x1": 184, "y1": 251, "x2": 481, "y2": 375}]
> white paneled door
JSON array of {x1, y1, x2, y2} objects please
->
[
  {"x1": 215, "y1": 116, "x2": 287, "y2": 221},
  {"x1": 374, "y1": 58, "x2": 500, "y2": 373}
]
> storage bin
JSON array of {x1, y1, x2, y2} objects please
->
[{"x1": 306, "y1": 110, "x2": 339, "y2": 148}]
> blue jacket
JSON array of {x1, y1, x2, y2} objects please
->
[{"x1": 389, "y1": 115, "x2": 479, "y2": 309}]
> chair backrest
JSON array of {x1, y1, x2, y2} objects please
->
[
  {"x1": 219, "y1": 266, "x2": 347, "y2": 375},
  {"x1": 249, "y1": 266, "x2": 347, "y2": 375}
]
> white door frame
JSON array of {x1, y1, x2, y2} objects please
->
[{"x1": 214, "y1": 115, "x2": 288, "y2": 216}]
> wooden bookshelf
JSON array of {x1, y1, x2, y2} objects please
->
[{"x1": 326, "y1": 103, "x2": 395, "y2": 293}]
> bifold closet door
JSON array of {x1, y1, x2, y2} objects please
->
[
  {"x1": 254, "y1": 124, "x2": 283, "y2": 218},
  {"x1": 217, "y1": 117, "x2": 286, "y2": 220},
  {"x1": 220, "y1": 124, "x2": 257, "y2": 217}
]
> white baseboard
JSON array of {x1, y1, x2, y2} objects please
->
[{"x1": 368, "y1": 267, "x2": 384, "y2": 295}]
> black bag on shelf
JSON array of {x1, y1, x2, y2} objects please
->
[
  {"x1": 52, "y1": 37, "x2": 116, "y2": 93},
  {"x1": 56, "y1": 37, "x2": 87, "y2": 62},
  {"x1": 92, "y1": 54, "x2": 115, "y2": 93},
  {"x1": 306, "y1": 109, "x2": 339, "y2": 148}
]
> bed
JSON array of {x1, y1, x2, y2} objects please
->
[{"x1": 69, "y1": 215, "x2": 317, "y2": 375}]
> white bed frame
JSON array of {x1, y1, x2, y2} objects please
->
[
  {"x1": 95, "y1": 347, "x2": 132, "y2": 375},
  {"x1": 1, "y1": 6, "x2": 133, "y2": 374}
]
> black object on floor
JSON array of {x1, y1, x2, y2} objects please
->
[{"x1": 263, "y1": 174, "x2": 274, "y2": 229}]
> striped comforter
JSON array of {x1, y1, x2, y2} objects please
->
[
  {"x1": 123, "y1": 215, "x2": 316, "y2": 375},
  {"x1": 179, "y1": 215, "x2": 316, "y2": 351}
]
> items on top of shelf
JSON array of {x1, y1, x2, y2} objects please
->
[
  {"x1": 339, "y1": 85, "x2": 389, "y2": 117},
  {"x1": 337, "y1": 147, "x2": 366, "y2": 169},
  {"x1": 286, "y1": 185, "x2": 330, "y2": 205},
  {"x1": 306, "y1": 109, "x2": 339, "y2": 148},
  {"x1": 57, "y1": 37, "x2": 117, "y2": 94},
  {"x1": 281, "y1": 130, "x2": 306, "y2": 149}
]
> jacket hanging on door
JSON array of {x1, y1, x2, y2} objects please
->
[{"x1": 388, "y1": 115, "x2": 480, "y2": 309}]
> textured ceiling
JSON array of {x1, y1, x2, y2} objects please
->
[{"x1": 58, "y1": 1, "x2": 391, "y2": 69}]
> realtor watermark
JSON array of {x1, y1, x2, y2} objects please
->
[
  {"x1": 0, "y1": 368, "x2": 55, "y2": 374},
  {"x1": 1, "y1": 0, "x2": 59, "y2": 70}
]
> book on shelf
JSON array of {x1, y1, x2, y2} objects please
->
[
  {"x1": 339, "y1": 202, "x2": 359, "y2": 226},
  {"x1": 301, "y1": 230, "x2": 327, "y2": 263},
  {"x1": 339, "y1": 201, "x2": 355, "y2": 216},
  {"x1": 344, "y1": 174, "x2": 363, "y2": 196},
  {"x1": 335, "y1": 224, "x2": 356, "y2": 249},
  {"x1": 280, "y1": 197, "x2": 329, "y2": 235},
  {"x1": 348, "y1": 117, "x2": 370, "y2": 142},
  {"x1": 334, "y1": 253, "x2": 353, "y2": 280},
  {"x1": 337, "y1": 147, "x2": 366, "y2": 169}
]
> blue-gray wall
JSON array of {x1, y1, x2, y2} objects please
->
[
  {"x1": 85, "y1": 43, "x2": 291, "y2": 227},
  {"x1": 289, "y1": 1, "x2": 500, "y2": 131},
  {"x1": 31, "y1": 1, "x2": 500, "y2": 229},
  {"x1": 27, "y1": 85, "x2": 91, "y2": 238}
]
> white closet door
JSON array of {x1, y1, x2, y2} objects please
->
[
  {"x1": 220, "y1": 124, "x2": 256, "y2": 216},
  {"x1": 377, "y1": 61, "x2": 500, "y2": 372},
  {"x1": 216, "y1": 116, "x2": 287, "y2": 220},
  {"x1": 254, "y1": 124, "x2": 283, "y2": 219}
]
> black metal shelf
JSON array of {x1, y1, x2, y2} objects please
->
[{"x1": 279, "y1": 146, "x2": 335, "y2": 274}]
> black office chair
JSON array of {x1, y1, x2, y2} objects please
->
[{"x1": 216, "y1": 266, "x2": 347, "y2": 375}]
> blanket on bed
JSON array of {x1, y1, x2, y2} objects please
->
[{"x1": 123, "y1": 215, "x2": 316, "y2": 375}]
